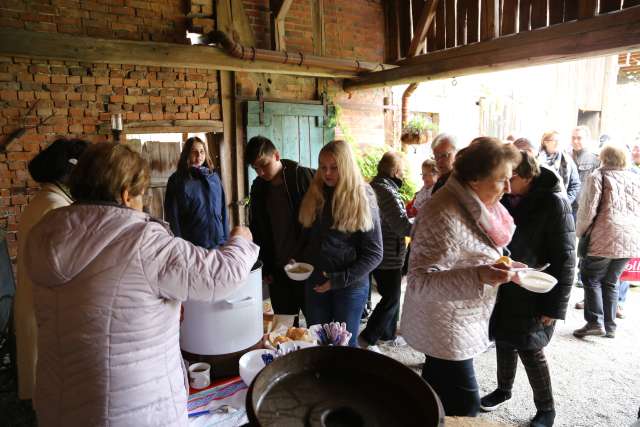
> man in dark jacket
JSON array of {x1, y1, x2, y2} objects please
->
[
  {"x1": 246, "y1": 136, "x2": 314, "y2": 318},
  {"x1": 481, "y1": 152, "x2": 576, "y2": 427},
  {"x1": 359, "y1": 152, "x2": 412, "y2": 350}
]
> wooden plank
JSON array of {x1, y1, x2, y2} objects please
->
[
  {"x1": 0, "y1": 29, "x2": 359, "y2": 79},
  {"x1": 578, "y1": 0, "x2": 598, "y2": 18},
  {"x1": 282, "y1": 115, "x2": 300, "y2": 162},
  {"x1": 501, "y1": 0, "x2": 518, "y2": 35},
  {"x1": 399, "y1": 0, "x2": 413, "y2": 58},
  {"x1": 343, "y1": 6, "x2": 640, "y2": 90},
  {"x1": 299, "y1": 117, "x2": 311, "y2": 167},
  {"x1": 564, "y1": 0, "x2": 579, "y2": 20},
  {"x1": 623, "y1": 0, "x2": 640, "y2": 8},
  {"x1": 384, "y1": 0, "x2": 401, "y2": 62},
  {"x1": 481, "y1": 0, "x2": 500, "y2": 41},
  {"x1": 549, "y1": 0, "x2": 565, "y2": 24},
  {"x1": 600, "y1": 0, "x2": 622, "y2": 13},
  {"x1": 274, "y1": 0, "x2": 294, "y2": 50},
  {"x1": 408, "y1": 0, "x2": 439, "y2": 57},
  {"x1": 435, "y1": 0, "x2": 446, "y2": 50},
  {"x1": 426, "y1": 8, "x2": 438, "y2": 52},
  {"x1": 312, "y1": 0, "x2": 326, "y2": 56},
  {"x1": 531, "y1": 0, "x2": 548, "y2": 29},
  {"x1": 466, "y1": 0, "x2": 479, "y2": 43},
  {"x1": 456, "y1": 0, "x2": 467, "y2": 45},
  {"x1": 445, "y1": 0, "x2": 456, "y2": 47},
  {"x1": 519, "y1": 0, "x2": 531, "y2": 31}
]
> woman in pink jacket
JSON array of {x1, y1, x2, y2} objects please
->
[
  {"x1": 573, "y1": 144, "x2": 640, "y2": 339},
  {"x1": 25, "y1": 143, "x2": 259, "y2": 427},
  {"x1": 401, "y1": 138, "x2": 520, "y2": 416}
]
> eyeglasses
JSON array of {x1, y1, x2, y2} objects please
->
[{"x1": 434, "y1": 151, "x2": 453, "y2": 160}]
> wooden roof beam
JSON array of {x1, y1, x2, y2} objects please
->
[
  {"x1": 344, "y1": 5, "x2": 640, "y2": 91},
  {"x1": 408, "y1": 0, "x2": 440, "y2": 57},
  {"x1": 0, "y1": 28, "x2": 359, "y2": 79}
]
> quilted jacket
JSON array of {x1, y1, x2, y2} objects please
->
[
  {"x1": 370, "y1": 175, "x2": 412, "y2": 270},
  {"x1": 576, "y1": 167, "x2": 640, "y2": 258},
  {"x1": 401, "y1": 175, "x2": 503, "y2": 361},
  {"x1": 25, "y1": 203, "x2": 259, "y2": 427}
]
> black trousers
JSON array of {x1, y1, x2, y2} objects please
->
[
  {"x1": 496, "y1": 342, "x2": 554, "y2": 411},
  {"x1": 268, "y1": 268, "x2": 306, "y2": 317},
  {"x1": 422, "y1": 355, "x2": 480, "y2": 417},
  {"x1": 360, "y1": 268, "x2": 402, "y2": 344}
]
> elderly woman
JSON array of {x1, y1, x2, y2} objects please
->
[
  {"x1": 401, "y1": 137, "x2": 520, "y2": 416},
  {"x1": 482, "y1": 152, "x2": 575, "y2": 427},
  {"x1": 573, "y1": 144, "x2": 640, "y2": 339},
  {"x1": 16, "y1": 138, "x2": 89, "y2": 402},
  {"x1": 299, "y1": 140, "x2": 383, "y2": 347},
  {"x1": 359, "y1": 151, "x2": 412, "y2": 350},
  {"x1": 25, "y1": 143, "x2": 258, "y2": 426},
  {"x1": 538, "y1": 131, "x2": 580, "y2": 204},
  {"x1": 164, "y1": 136, "x2": 228, "y2": 248}
]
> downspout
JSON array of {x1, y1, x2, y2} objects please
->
[
  {"x1": 401, "y1": 82, "x2": 419, "y2": 127},
  {"x1": 200, "y1": 30, "x2": 384, "y2": 74}
]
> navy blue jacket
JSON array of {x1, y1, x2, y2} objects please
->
[
  {"x1": 164, "y1": 166, "x2": 229, "y2": 249},
  {"x1": 300, "y1": 185, "x2": 383, "y2": 289}
]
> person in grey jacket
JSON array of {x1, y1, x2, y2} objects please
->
[
  {"x1": 538, "y1": 131, "x2": 580, "y2": 204},
  {"x1": 359, "y1": 152, "x2": 413, "y2": 349},
  {"x1": 570, "y1": 126, "x2": 600, "y2": 216}
]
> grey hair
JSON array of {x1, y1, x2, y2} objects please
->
[{"x1": 431, "y1": 133, "x2": 458, "y2": 151}]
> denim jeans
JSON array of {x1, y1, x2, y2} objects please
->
[
  {"x1": 304, "y1": 278, "x2": 369, "y2": 347},
  {"x1": 360, "y1": 268, "x2": 402, "y2": 344},
  {"x1": 580, "y1": 256, "x2": 630, "y2": 332},
  {"x1": 619, "y1": 281, "x2": 629, "y2": 305},
  {"x1": 422, "y1": 355, "x2": 480, "y2": 417}
]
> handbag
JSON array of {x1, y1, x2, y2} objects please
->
[{"x1": 577, "y1": 171, "x2": 605, "y2": 258}]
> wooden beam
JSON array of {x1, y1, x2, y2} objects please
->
[
  {"x1": 531, "y1": 0, "x2": 548, "y2": 29},
  {"x1": 480, "y1": 0, "x2": 500, "y2": 41},
  {"x1": 0, "y1": 28, "x2": 360, "y2": 79},
  {"x1": 519, "y1": 0, "x2": 531, "y2": 31},
  {"x1": 408, "y1": 0, "x2": 440, "y2": 57},
  {"x1": 445, "y1": 0, "x2": 456, "y2": 47},
  {"x1": 578, "y1": 0, "x2": 598, "y2": 18},
  {"x1": 549, "y1": 0, "x2": 565, "y2": 24},
  {"x1": 344, "y1": 6, "x2": 640, "y2": 90},
  {"x1": 312, "y1": 0, "x2": 326, "y2": 56},
  {"x1": 599, "y1": 0, "x2": 622, "y2": 13},
  {"x1": 501, "y1": 0, "x2": 518, "y2": 35},
  {"x1": 274, "y1": 0, "x2": 294, "y2": 51}
]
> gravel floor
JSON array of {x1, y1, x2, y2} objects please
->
[{"x1": 373, "y1": 283, "x2": 640, "y2": 427}]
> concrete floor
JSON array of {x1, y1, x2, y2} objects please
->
[{"x1": 375, "y1": 283, "x2": 640, "y2": 427}]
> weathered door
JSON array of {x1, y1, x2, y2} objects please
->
[
  {"x1": 245, "y1": 101, "x2": 334, "y2": 185},
  {"x1": 139, "y1": 140, "x2": 181, "y2": 220}
]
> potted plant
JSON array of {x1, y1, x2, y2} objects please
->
[{"x1": 400, "y1": 116, "x2": 437, "y2": 145}]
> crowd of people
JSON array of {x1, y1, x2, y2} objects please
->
[{"x1": 12, "y1": 127, "x2": 640, "y2": 426}]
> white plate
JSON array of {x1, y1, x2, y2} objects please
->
[
  {"x1": 518, "y1": 271, "x2": 557, "y2": 293},
  {"x1": 284, "y1": 262, "x2": 314, "y2": 281}
]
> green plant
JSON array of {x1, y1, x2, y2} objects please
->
[{"x1": 402, "y1": 116, "x2": 438, "y2": 135}]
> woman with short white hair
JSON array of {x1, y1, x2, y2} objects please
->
[{"x1": 574, "y1": 144, "x2": 640, "y2": 339}]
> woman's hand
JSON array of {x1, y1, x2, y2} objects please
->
[
  {"x1": 540, "y1": 315, "x2": 555, "y2": 326},
  {"x1": 477, "y1": 264, "x2": 516, "y2": 287},
  {"x1": 314, "y1": 273, "x2": 332, "y2": 293},
  {"x1": 230, "y1": 226, "x2": 253, "y2": 241}
]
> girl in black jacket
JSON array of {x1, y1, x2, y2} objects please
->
[{"x1": 481, "y1": 151, "x2": 576, "y2": 427}]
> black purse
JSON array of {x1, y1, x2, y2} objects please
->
[{"x1": 577, "y1": 171, "x2": 605, "y2": 258}]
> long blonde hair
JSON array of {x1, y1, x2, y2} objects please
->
[{"x1": 299, "y1": 140, "x2": 373, "y2": 233}]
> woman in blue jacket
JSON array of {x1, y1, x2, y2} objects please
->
[
  {"x1": 164, "y1": 136, "x2": 229, "y2": 248},
  {"x1": 298, "y1": 140, "x2": 383, "y2": 347}
]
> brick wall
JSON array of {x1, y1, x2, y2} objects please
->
[
  {"x1": 0, "y1": 55, "x2": 220, "y2": 257},
  {"x1": 0, "y1": 0, "x2": 187, "y2": 43}
]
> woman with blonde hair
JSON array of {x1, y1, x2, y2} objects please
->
[
  {"x1": 538, "y1": 131, "x2": 580, "y2": 204},
  {"x1": 25, "y1": 143, "x2": 258, "y2": 426},
  {"x1": 299, "y1": 140, "x2": 383, "y2": 346},
  {"x1": 574, "y1": 144, "x2": 640, "y2": 339}
]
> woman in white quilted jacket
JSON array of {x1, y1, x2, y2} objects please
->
[
  {"x1": 24, "y1": 143, "x2": 259, "y2": 427},
  {"x1": 573, "y1": 144, "x2": 640, "y2": 339},
  {"x1": 401, "y1": 138, "x2": 520, "y2": 416}
]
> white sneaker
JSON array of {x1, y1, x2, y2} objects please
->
[
  {"x1": 366, "y1": 344, "x2": 382, "y2": 353},
  {"x1": 381, "y1": 336, "x2": 407, "y2": 347}
]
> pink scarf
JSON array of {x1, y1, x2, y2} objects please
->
[{"x1": 478, "y1": 201, "x2": 515, "y2": 248}]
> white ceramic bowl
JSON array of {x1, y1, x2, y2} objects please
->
[
  {"x1": 518, "y1": 271, "x2": 558, "y2": 293},
  {"x1": 239, "y1": 349, "x2": 276, "y2": 386},
  {"x1": 284, "y1": 262, "x2": 314, "y2": 281}
]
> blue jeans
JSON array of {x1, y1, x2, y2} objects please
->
[
  {"x1": 305, "y1": 278, "x2": 369, "y2": 347},
  {"x1": 619, "y1": 281, "x2": 629, "y2": 304},
  {"x1": 422, "y1": 355, "x2": 480, "y2": 416},
  {"x1": 580, "y1": 256, "x2": 630, "y2": 332}
]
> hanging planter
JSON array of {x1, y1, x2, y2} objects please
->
[{"x1": 401, "y1": 117, "x2": 437, "y2": 146}]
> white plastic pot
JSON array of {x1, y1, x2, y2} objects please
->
[{"x1": 180, "y1": 262, "x2": 263, "y2": 355}]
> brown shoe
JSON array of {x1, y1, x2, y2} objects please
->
[
  {"x1": 616, "y1": 306, "x2": 625, "y2": 319},
  {"x1": 573, "y1": 324, "x2": 605, "y2": 338},
  {"x1": 575, "y1": 300, "x2": 584, "y2": 309}
]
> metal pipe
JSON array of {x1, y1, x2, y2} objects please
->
[
  {"x1": 401, "y1": 83, "x2": 419, "y2": 127},
  {"x1": 202, "y1": 30, "x2": 386, "y2": 74}
]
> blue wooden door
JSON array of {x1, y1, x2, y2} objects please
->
[{"x1": 246, "y1": 101, "x2": 334, "y2": 185}]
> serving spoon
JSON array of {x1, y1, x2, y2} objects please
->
[{"x1": 509, "y1": 263, "x2": 551, "y2": 273}]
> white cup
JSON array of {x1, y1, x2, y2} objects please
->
[{"x1": 188, "y1": 362, "x2": 211, "y2": 389}]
